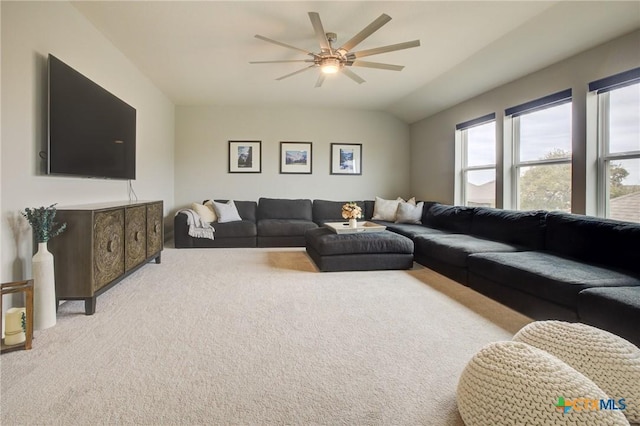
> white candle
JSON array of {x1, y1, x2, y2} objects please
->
[{"x1": 5, "y1": 307, "x2": 26, "y2": 345}]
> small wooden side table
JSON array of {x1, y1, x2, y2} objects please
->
[{"x1": 1, "y1": 280, "x2": 34, "y2": 353}]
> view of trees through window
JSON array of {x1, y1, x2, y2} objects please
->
[{"x1": 516, "y1": 102, "x2": 572, "y2": 211}]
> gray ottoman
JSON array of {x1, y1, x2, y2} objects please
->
[{"x1": 305, "y1": 227, "x2": 414, "y2": 272}]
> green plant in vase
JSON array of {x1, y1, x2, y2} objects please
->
[{"x1": 21, "y1": 204, "x2": 67, "y2": 242}]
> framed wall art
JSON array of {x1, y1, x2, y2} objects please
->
[
  {"x1": 330, "y1": 143, "x2": 362, "y2": 175},
  {"x1": 228, "y1": 140, "x2": 261, "y2": 173},
  {"x1": 280, "y1": 142, "x2": 312, "y2": 174}
]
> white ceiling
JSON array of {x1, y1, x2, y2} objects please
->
[{"x1": 72, "y1": 1, "x2": 640, "y2": 123}]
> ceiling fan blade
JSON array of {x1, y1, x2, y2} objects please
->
[
  {"x1": 315, "y1": 74, "x2": 326, "y2": 88},
  {"x1": 250, "y1": 60, "x2": 315, "y2": 64},
  {"x1": 339, "y1": 14, "x2": 392, "y2": 52},
  {"x1": 254, "y1": 35, "x2": 313, "y2": 55},
  {"x1": 350, "y1": 60, "x2": 404, "y2": 71},
  {"x1": 308, "y1": 12, "x2": 331, "y2": 51},
  {"x1": 275, "y1": 65, "x2": 316, "y2": 81},
  {"x1": 349, "y1": 40, "x2": 421, "y2": 59},
  {"x1": 341, "y1": 68, "x2": 365, "y2": 84}
]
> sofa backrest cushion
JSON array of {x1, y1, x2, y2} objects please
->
[
  {"x1": 420, "y1": 201, "x2": 439, "y2": 224},
  {"x1": 312, "y1": 200, "x2": 367, "y2": 225},
  {"x1": 258, "y1": 198, "x2": 313, "y2": 221},
  {"x1": 545, "y1": 211, "x2": 640, "y2": 275},
  {"x1": 205, "y1": 200, "x2": 257, "y2": 222},
  {"x1": 424, "y1": 204, "x2": 474, "y2": 233},
  {"x1": 471, "y1": 207, "x2": 547, "y2": 249}
]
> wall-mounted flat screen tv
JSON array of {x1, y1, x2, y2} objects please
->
[{"x1": 48, "y1": 54, "x2": 136, "y2": 180}]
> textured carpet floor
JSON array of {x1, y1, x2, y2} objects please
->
[{"x1": 1, "y1": 247, "x2": 531, "y2": 425}]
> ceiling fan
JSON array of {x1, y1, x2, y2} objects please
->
[{"x1": 250, "y1": 12, "x2": 420, "y2": 87}]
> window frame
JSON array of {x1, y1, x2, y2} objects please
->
[
  {"x1": 595, "y1": 85, "x2": 640, "y2": 219},
  {"x1": 506, "y1": 90, "x2": 573, "y2": 211},
  {"x1": 456, "y1": 114, "x2": 497, "y2": 207}
]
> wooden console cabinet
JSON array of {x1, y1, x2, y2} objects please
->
[{"x1": 49, "y1": 201, "x2": 163, "y2": 315}]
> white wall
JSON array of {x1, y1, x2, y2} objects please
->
[
  {"x1": 174, "y1": 106, "x2": 410, "y2": 211},
  {"x1": 410, "y1": 30, "x2": 640, "y2": 211},
  {"x1": 1, "y1": 1, "x2": 175, "y2": 283}
]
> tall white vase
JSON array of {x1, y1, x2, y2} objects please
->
[{"x1": 32, "y1": 242, "x2": 57, "y2": 330}]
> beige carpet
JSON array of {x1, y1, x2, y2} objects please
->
[{"x1": 1, "y1": 247, "x2": 531, "y2": 425}]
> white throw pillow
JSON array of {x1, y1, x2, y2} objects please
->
[
  {"x1": 372, "y1": 196, "x2": 403, "y2": 221},
  {"x1": 212, "y1": 200, "x2": 242, "y2": 223},
  {"x1": 191, "y1": 202, "x2": 217, "y2": 223},
  {"x1": 396, "y1": 201, "x2": 423, "y2": 224},
  {"x1": 203, "y1": 200, "x2": 218, "y2": 220}
]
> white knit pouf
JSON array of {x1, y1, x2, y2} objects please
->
[
  {"x1": 514, "y1": 321, "x2": 640, "y2": 423},
  {"x1": 457, "y1": 341, "x2": 629, "y2": 425}
]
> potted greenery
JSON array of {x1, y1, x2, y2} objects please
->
[{"x1": 21, "y1": 204, "x2": 66, "y2": 330}]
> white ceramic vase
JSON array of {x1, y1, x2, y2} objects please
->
[
  {"x1": 349, "y1": 218, "x2": 358, "y2": 228},
  {"x1": 32, "y1": 242, "x2": 57, "y2": 330}
]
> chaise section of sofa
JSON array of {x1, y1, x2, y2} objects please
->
[
  {"x1": 257, "y1": 198, "x2": 318, "y2": 247},
  {"x1": 174, "y1": 200, "x2": 257, "y2": 248},
  {"x1": 466, "y1": 211, "x2": 640, "y2": 321}
]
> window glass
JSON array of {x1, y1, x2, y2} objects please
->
[
  {"x1": 466, "y1": 169, "x2": 496, "y2": 207},
  {"x1": 609, "y1": 84, "x2": 640, "y2": 154},
  {"x1": 467, "y1": 122, "x2": 495, "y2": 167},
  {"x1": 519, "y1": 163, "x2": 572, "y2": 211},
  {"x1": 519, "y1": 103, "x2": 572, "y2": 162}
]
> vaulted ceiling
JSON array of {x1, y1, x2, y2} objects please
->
[{"x1": 73, "y1": 1, "x2": 640, "y2": 123}]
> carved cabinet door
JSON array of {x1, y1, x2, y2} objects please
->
[
  {"x1": 125, "y1": 206, "x2": 147, "y2": 271},
  {"x1": 146, "y1": 202, "x2": 163, "y2": 257},
  {"x1": 93, "y1": 210, "x2": 125, "y2": 291}
]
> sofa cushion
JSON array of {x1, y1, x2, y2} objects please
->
[
  {"x1": 545, "y1": 212, "x2": 640, "y2": 276},
  {"x1": 468, "y1": 251, "x2": 640, "y2": 309},
  {"x1": 470, "y1": 207, "x2": 547, "y2": 250},
  {"x1": 414, "y1": 234, "x2": 522, "y2": 268},
  {"x1": 578, "y1": 286, "x2": 640, "y2": 347},
  {"x1": 312, "y1": 199, "x2": 367, "y2": 225},
  {"x1": 258, "y1": 198, "x2": 313, "y2": 220},
  {"x1": 257, "y1": 219, "x2": 317, "y2": 237},
  {"x1": 424, "y1": 204, "x2": 474, "y2": 233},
  {"x1": 210, "y1": 220, "x2": 257, "y2": 238},
  {"x1": 375, "y1": 222, "x2": 447, "y2": 240}
]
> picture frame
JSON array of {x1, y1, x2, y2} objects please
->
[
  {"x1": 280, "y1": 142, "x2": 312, "y2": 174},
  {"x1": 228, "y1": 140, "x2": 261, "y2": 173},
  {"x1": 330, "y1": 143, "x2": 362, "y2": 175}
]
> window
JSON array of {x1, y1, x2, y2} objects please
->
[
  {"x1": 506, "y1": 89, "x2": 572, "y2": 211},
  {"x1": 591, "y1": 68, "x2": 640, "y2": 223},
  {"x1": 457, "y1": 114, "x2": 496, "y2": 207}
]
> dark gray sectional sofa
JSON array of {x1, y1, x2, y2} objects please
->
[{"x1": 174, "y1": 198, "x2": 640, "y2": 345}]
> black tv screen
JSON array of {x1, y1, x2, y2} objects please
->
[{"x1": 48, "y1": 54, "x2": 136, "y2": 180}]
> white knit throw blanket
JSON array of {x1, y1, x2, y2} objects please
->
[{"x1": 176, "y1": 209, "x2": 215, "y2": 240}]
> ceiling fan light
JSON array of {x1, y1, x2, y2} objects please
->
[{"x1": 321, "y1": 58, "x2": 340, "y2": 74}]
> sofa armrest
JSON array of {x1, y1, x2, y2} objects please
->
[{"x1": 174, "y1": 212, "x2": 193, "y2": 248}]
